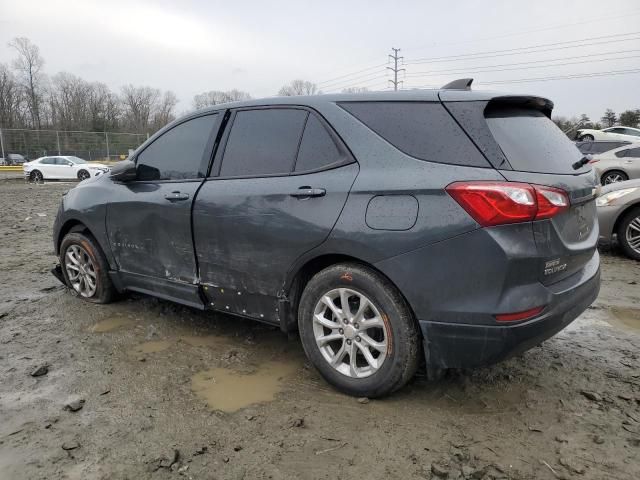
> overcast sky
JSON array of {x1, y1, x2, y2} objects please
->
[{"x1": 1, "y1": 0, "x2": 639, "y2": 120}]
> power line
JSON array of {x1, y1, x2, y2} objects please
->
[
  {"x1": 404, "y1": 31, "x2": 640, "y2": 65},
  {"x1": 317, "y1": 62, "x2": 387, "y2": 86},
  {"x1": 403, "y1": 52, "x2": 640, "y2": 78},
  {"x1": 405, "y1": 9, "x2": 640, "y2": 53},
  {"x1": 319, "y1": 69, "x2": 390, "y2": 91},
  {"x1": 387, "y1": 48, "x2": 405, "y2": 91},
  {"x1": 324, "y1": 74, "x2": 391, "y2": 93},
  {"x1": 405, "y1": 68, "x2": 640, "y2": 88}
]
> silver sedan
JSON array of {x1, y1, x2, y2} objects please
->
[
  {"x1": 592, "y1": 143, "x2": 640, "y2": 185},
  {"x1": 597, "y1": 178, "x2": 640, "y2": 260}
]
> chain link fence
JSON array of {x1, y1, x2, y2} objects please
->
[{"x1": 0, "y1": 128, "x2": 149, "y2": 164}]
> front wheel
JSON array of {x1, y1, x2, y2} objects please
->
[
  {"x1": 617, "y1": 206, "x2": 640, "y2": 261},
  {"x1": 29, "y1": 170, "x2": 44, "y2": 183},
  {"x1": 580, "y1": 134, "x2": 594, "y2": 141},
  {"x1": 77, "y1": 170, "x2": 90, "y2": 181},
  {"x1": 298, "y1": 263, "x2": 420, "y2": 397},
  {"x1": 60, "y1": 232, "x2": 116, "y2": 303},
  {"x1": 601, "y1": 170, "x2": 628, "y2": 185}
]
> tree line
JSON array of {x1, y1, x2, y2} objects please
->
[{"x1": 553, "y1": 108, "x2": 640, "y2": 137}]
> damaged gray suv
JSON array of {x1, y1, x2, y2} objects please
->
[{"x1": 52, "y1": 80, "x2": 600, "y2": 397}]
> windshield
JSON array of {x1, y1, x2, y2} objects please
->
[{"x1": 68, "y1": 156, "x2": 88, "y2": 164}]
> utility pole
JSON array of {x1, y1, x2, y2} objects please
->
[{"x1": 387, "y1": 47, "x2": 405, "y2": 91}]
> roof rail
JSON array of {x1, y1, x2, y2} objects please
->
[{"x1": 441, "y1": 78, "x2": 473, "y2": 90}]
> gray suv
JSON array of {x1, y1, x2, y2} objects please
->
[{"x1": 52, "y1": 83, "x2": 601, "y2": 397}]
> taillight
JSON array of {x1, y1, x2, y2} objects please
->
[{"x1": 446, "y1": 181, "x2": 569, "y2": 227}]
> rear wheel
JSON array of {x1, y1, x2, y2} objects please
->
[
  {"x1": 60, "y1": 232, "x2": 115, "y2": 303},
  {"x1": 580, "y1": 134, "x2": 594, "y2": 141},
  {"x1": 30, "y1": 170, "x2": 44, "y2": 183},
  {"x1": 77, "y1": 170, "x2": 90, "y2": 181},
  {"x1": 617, "y1": 206, "x2": 640, "y2": 261},
  {"x1": 298, "y1": 263, "x2": 420, "y2": 397},
  {"x1": 601, "y1": 170, "x2": 628, "y2": 185}
]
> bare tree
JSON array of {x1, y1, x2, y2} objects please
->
[
  {"x1": 8, "y1": 37, "x2": 45, "y2": 129},
  {"x1": 601, "y1": 109, "x2": 617, "y2": 128},
  {"x1": 120, "y1": 85, "x2": 160, "y2": 132},
  {"x1": 193, "y1": 89, "x2": 252, "y2": 109},
  {"x1": 152, "y1": 90, "x2": 178, "y2": 130},
  {"x1": 278, "y1": 79, "x2": 320, "y2": 96},
  {"x1": 0, "y1": 63, "x2": 22, "y2": 128},
  {"x1": 341, "y1": 86, "x2": 370, "y2": 94}
]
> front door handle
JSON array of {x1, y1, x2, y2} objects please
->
[
  {"x1": 290, "y1": 187, "x2": 326, "y2": 198},
  {"x1": 164, "y1": 191, "x2": 190, "y2": 202}
]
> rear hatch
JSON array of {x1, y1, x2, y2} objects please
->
[{"x1": 443, "y1": 95, "x2": 599, "y2": 285}]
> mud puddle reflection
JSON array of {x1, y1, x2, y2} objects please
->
[
  {"x1": 191, "y1": 361, "x2": 297, "y2": 412},
  {"x1": 88, "y1": 316, "x2": 135, "y2": 333}
]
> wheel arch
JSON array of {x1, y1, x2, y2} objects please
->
[
  {"x1": 278, "y1": 253, "x2": 418, "y2": 335},
  {"x1": 600, "y1": 169, "x2": 628, "y2": 184},
  {"x1": 56, "y1": 219, "x2": 92, "y2": 255}
]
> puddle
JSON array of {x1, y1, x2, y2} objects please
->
[
  {"x1": 88, "y1": 316, "x2": 134, "y2": 333},
  {"x1": 130, "y1": 340, "x2": 172, "y2": 355},
  {"x1": 607, "y1": 307, "x2": 640, "y2": 331},
  {"x1": 191, "y1": 361, "x2": 297, "y2": 412}
]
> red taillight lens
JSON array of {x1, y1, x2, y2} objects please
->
[
  {"x1": 446, "y1": 181, "x2": 569, "y2": 226},
  {"x1": 495, "y1": 306, "x2": 545, "y2": 322},
  {"x1": 535, "y1": 185, "x2": 570, "y2": 220}
]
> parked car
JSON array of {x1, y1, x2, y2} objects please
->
[
  {"x1": 577, "y1": 126, "x2": 640, "y2": 142},
  {"x1": 597, "y1": 179, "x2": 640, "y2": 260},
  {"x1": 0, "y1": 153, "x2": 27, "y2": 165},
  {"x1": 51, "y1": 84, "x2": 600, "y2": 397},
  {"x1": 23, "y1": 156, "x2": 110, "y2": 182},
  {"x1": 575, "y1": 140, "x2": 631, "y2": 155},
  {"x1": 590, "y1": 143, "x2": 640, "y2": 185}
]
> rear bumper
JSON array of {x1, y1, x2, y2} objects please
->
[{"x1": 420, "y1": 264, "x2": 600, "y2": 369}]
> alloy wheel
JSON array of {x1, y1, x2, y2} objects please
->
[
  {"x1": 64, "y1": 244, "x2": 97, "y2": 297},
  {"x1": 626, "y1": 215, "x2": 640, "y2": 255},
  {"x1": 312, "y1": 288, "x2": 389, "y2": 378},
  {"x1": 78, "y1": 170, "x2": 90, "y2": 180},
  {"x1": 604, "y1": 173, "x2": 625, "y2": 184}
]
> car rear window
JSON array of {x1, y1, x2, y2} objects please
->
[
  {"x1": 589, "y1": 142, "x2": 629, "y2": 154},
  {"x1": 338, "y1": 101, "x2": 489, "y2": 168},
  {"x1": 485, "y1": 107, "x2": 587, "y2": 174}
]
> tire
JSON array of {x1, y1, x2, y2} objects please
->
[
  {"x1": 298, "y1": 262, "x2": 420, "y2": 397},
  {"x1": 616, "y1": 206, "x2": 640, "y2": 261},
  {"x1": 580, "y1": 134, "x2": 594, "y2": 141},
  {"x1": 29, "y1": 170, "x2": 44, "y2": 183},
  {"x1": 60, "y1": 232, "x2": 116, "y2": 303},
  {"x1": 601, "y1": 170, "x2": 628, "y2": 186},
  {"x1": 77, "y1": 170, "x2": 90, "y2": 181}
]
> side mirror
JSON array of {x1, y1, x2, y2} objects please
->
[{"x1": 110, "y1": 159, "x2": 137, "y2": 182}]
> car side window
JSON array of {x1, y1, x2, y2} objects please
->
[
  {"x1": 294, "y1": 114, "x2": 344, "y2": 172},
  {"x1": 625, "y1": 147, "x2": 640, "y2": 158},
  {"x1": 608, "y1": 128, "x2": 625, "y2": 134},
  {"x1": 220, "y1": 108, "x2": 307, "y2": 177},
  {"x1": 622, "y1": 128, "x2": 640, "y2": 137},
  {"x1": 41, "y1": 158, "x2": 55, "y2": 165},
  {"x1": 615, "y1": 149, "x2": 627, "y2": 158},
  {"x1": 55, "y1": 157, "x2": 70, "y2": 165},
  {"x1": 136, "y1": 114, "x2": 219, "y2": 181}
]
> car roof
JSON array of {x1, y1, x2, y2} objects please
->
[{"x1": 189, "y1": 88, "x2": 551, "y2": 115}]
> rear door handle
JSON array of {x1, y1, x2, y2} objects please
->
[
  {"x1": 290, "y1": 187, "x2": 326, "y2": 198},
  {"x1": 164, "y1": 191, "x2": 190, "y2": 202}
]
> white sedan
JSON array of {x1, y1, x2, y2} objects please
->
[
  {"x1": 23, "y1": 156, "x2": 110, "y2": 182},
  {"x1": 577, "y1": 126, "x2": 640, "y2": 142}
]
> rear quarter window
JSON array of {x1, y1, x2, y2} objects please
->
[
  {"x1": 338, "y1": 101, "x2": 489, "y2": 168},
  {"x1": 485, "y1": 107, "x2": 587, "y2": 174}
]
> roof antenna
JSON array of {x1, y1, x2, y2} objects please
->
[{"x1": 441, "y1": 78, "x2": 473, "y2": 90}]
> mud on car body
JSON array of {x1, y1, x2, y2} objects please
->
[{"x1": 53, "y1": 80, "x2": 600, "y2": 397}]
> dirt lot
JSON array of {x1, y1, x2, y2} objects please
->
[{"x1": 1, "y1": 178, "x2": 639, "y2": 480}]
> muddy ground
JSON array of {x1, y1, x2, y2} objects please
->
[{"x1": 0, "y1": 177, "x2": 639, "y2": 480}]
